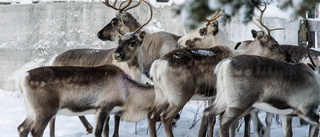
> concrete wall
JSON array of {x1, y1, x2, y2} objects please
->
[{"x1": 0, "y1": 2, "x2": 300, "y2": 91}]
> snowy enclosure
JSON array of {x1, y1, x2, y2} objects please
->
[
  {"x1": 0, "y1": 1, "x2": 316, "y2": 137},
  {"x1": 0, "y1": 1, "x2": 301, "y2": 91}
]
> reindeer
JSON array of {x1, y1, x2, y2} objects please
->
[
  {"x1": 277, "y1": 46, "x2": 320, "y2": 136},
  {"x1": 97, "y1": 0, "x2": 181, "y2": 42},
  {"x1": 177, "y1": 5, "x2": 289, "y2": 137},
  {"x1": 279, "y1": 45, "x2": 320, "y2": 66},
  {"x1": 97, "y1": 0, "x2": 139, "y2": 41},
  {"x1": 235, "y1": 42, "x2": 320, "y2": 67},
  {"x1": 260, "y1": 44, "x2": 320, "y2": 137},
  {"x1": 235, "y1": 3, "x2": 320, "y2": 137},
  {"x1": 200, "y1": 46, "x2": 320, "y2": 137},
  {"x1": 98, "y1": 0, "x2": 181, "y2": 76},
  {"x1": 17, "y1": 64, "x2": 155, "y2": 137},
  {"x1": 48, "y1": 1, "x2": 153, "y2": 137},
  {"x1": 147, "y1": 23, "x2": 294, "y2": 137},
  {"x1": 177, "y1": 10, "x2": 252, "y2": 50}
]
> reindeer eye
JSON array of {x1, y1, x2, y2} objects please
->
[
  {"x1": 199, "y1": 28, "x2": 207, "y2": 36},
  {"x1": 111, "y1": 20, "x2": 117, "y2": 27},
  {"x1": 130, "y1": 41, "x2": 136, "y2": 47},
  {"x1": 111, "y1": 21, "x2": 116, "y2": 27}
]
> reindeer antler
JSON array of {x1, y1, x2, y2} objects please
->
[
  {"x1": 251, "y1": 20, "x2": 266, "y2": 34},
  {"x1": 204, "y1": 10, "x2": 224, "y2": 23},
  {"x1": 254, "y1": 2, "x2": 284, "y2": 36},
  {"x1": 124, "y1": 0, "x2": 142, "y2": 12},
  {"x1": 133, "y1": 0, "x2": 152, "y2": 34},
  {"x1": 104, "y1": 0, "x2": 132, "y2": 13},
  {"x1": 307, "y1": 43, "x2": 317, "y2": 67}
]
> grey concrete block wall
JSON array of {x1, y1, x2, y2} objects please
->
[{"x1": 0, "y1": 2, "x2": 299, "y2": 91}]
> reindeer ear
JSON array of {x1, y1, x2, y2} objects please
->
[
  {"x1": 253, "y1": 30, "x2": 269, "y2": 43},
  {"x1": 212, "y1": 20, "x2": 218, "y2": 27},
  {"x1": 137, "y1": 31, "x2": 147, "y2": 42},
  {"x1": 251, "y1": 29, "x2": 257, "y2": 38},
  {"x1": 208, "y1": 20, "x2": 219, "y2": 35}
]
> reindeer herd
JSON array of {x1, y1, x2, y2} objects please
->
[{"x1": 17, "y1": 1, "x2": 320, "y2": 137}]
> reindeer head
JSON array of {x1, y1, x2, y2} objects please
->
[
  {"x1": 243, "y1": 3, "x2": 294, "y2": 63},
  {"x1": 97, "y1": 0, "x2": 142, "y2": 41},
  {"x1": 97, "y1": 12, "x2": 141, "y2": 41},
  {"x1": 178, "y1": 10, "x2": 224, "y2": 48},
  {"x1": 113, "y1": 32, "x2": 146, "y2": 62},
  {"x1": 113, "y1": 0, "x2": 152, "y2": 62},
  {"x1": 245, "y1": 30, "x2": 294, "y2": 63}
]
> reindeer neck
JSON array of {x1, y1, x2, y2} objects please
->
[
  {"x1": 234, "y1": 39, "x2": 261, "y2": 56},
  {"x1": 234, "y1": 48, "x2": 252, "y2": 56},
  {"x1": 211, "y1": 29, "x2": 236, "y2": 49},
  {"x1": 124, "y1": 15, "x2": 141, "y2": 32},
  {"x1": 128, "y1": 47, "x2": 144, "y2": 70}
]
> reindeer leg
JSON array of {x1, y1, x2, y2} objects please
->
[
  {"x1": 220, "y1": 107, "x2": 252, "y2": 137},
  {"x1": 207, "y1": 114, "x2": 216, "y2": 137},
  {"x1": 18, "y1": 116, "x2": 34, "y2": 137},
  {"x1": 94, "y1": 108, "x2": 110, "y2": 137},
  {"x1": 198, "y1": 105, "x2": 216, "y2": 137},
  {"x1": 49, "y1": 117, "x2": 56, "y2": 137},
  {"x1": 79, "y1": 116, "x2": 93, "y2": 134},
  {"x1": 112, "y1": 115, "x2": 120, "y2": 137},
  {"x1": 265, "y1": 112, "x2": 273, "y2": 137},
  {"x1": 147, "y1": 110, "x2": 161, "y2": 137},
  {"x1": 280, "y1": 115, "x2": 292, "y2": 137},
  {"x1": 219, "y1": 108, "x2": 239, "y2": 137},
  {"x1": 308, "y1": 124, "x2": 319, "y2": 137},
  {"x1": 31, "y1": 115, "x2": 55, "y2": 137},
  {"x1": 243, "y1": 114, "x2": 251, "y2": 137},
  {"x1": 103, "y1": 116, "x2": 110, "y2": 137},
  {"x1": 206, "y1": 99, "x2": 216, "y2": 137},
  {"x1": 300, "y1": 106, "x2": 320, "y2": 136},
  {"x1": 229, "y1": 121, "x2": 237, "y2": 137},
  {"x1": 161, "y1": 105, "x2": 184, "y2": 137},
  {"x1": 250, "y1": 110, "x2": 266, "y2": 137}
]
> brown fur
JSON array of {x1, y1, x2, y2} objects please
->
[
  {"x1": 163, "y1": 46, "x2": 233, "y2": 67},
  {"x1": 162, "y1": 46, "x2": 234, "y2": 96},
  {"x1": 148, "y1": 46, "x2": 235, "y2": 137},
  {"x1": 280, "y1": 45, "x2": 320, "y2": 66},
  {"x1": 148, "y1": 30, "x2": 294, "y2": 137},
  {"x1": 53, "y1": 49, "x2": 114, "y2": 67},
  {"x1": 97, "y1": 12, "x2": 181, "y2": 76},
  {"x1": 18, "y1": 65, "x2": 155, "y2": 137},
  {"x1": 142, "y1": 31, "x2": 181, "y2": 73},
  {"x1": 200, "y1": 55, "x2": 320, "y2": 137},
  {"x1": 51, "y1": 35, "x2": 145, "y2": 137},
  {"x1": 97, "y1": 12, "x2": 141, "y2": 41}
]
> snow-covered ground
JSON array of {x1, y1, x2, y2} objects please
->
[{"x1": 0, "y1": 89, "x2": 311, "y2": 137}]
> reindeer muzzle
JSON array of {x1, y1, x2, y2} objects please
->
[{"x1": 113, "y1": 52, "x2": 124, "y2": 62}]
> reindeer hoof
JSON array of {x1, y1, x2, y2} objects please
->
[{"x1": 86, "y1": 128, "x2": 93, "y2": 134}]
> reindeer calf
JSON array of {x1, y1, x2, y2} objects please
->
[{"x1": 17, "y1": 64, "x2": 154, "y2": 137}]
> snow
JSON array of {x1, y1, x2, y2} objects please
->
[
  {"x1": 0, "y1": 0, "x2": 315, "y2": 137},
  {"x1": 191, "y1": 49, "x2": 216, "y2": 56},
  {"x1": 0, "y1": 89, "x2": 311, "y2": 137}
]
